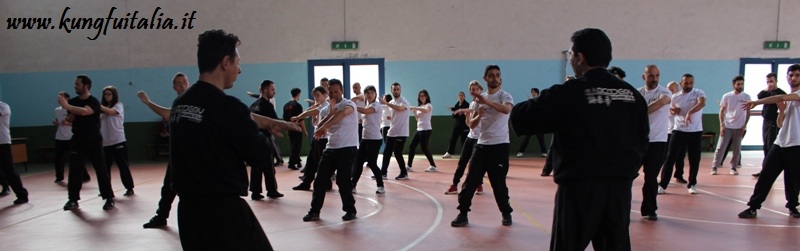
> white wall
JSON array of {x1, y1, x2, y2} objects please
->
[{"x1": 1, "y1": 0, "x2": 798, "y2": 73}]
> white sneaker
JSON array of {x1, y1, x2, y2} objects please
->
[
  {"x1": 730, "y1": 168, "x2": 739, "y2": 175},
  {"x1": 406, "y1": 166, "x2": 414, "y2": 172},
  {"x1": 425, "y1": 166, "x2": 438, "y2": 172},
  {"x1": 442, "y1": 152, "x2": 452, "y2": 159},
  {"x1": 710, "y1": 168, "x2": 717, "y2": 175},
  {"x1": 516, "y1": 152, "x2": 524, "y2": 157},
  {"x1": 376, "y1": 186, "x2": 385, "y2": 194},
  {"x1": 352, "y1": 188, "x2": 357, "y2": 194},
  {"x1": 657, "y1": 186, "x2": 666, "y2": 194},
  {"x1": 541, "y1": 153, "x2": 548, "y2": 157},
  {"x1": 688, "y1": 185, "x2": 697, "y2": 194}
]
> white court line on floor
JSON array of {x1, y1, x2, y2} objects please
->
[{"x1": 383, "y1": 179, "x2": 444, "y2": 251}]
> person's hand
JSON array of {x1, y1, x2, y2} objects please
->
[
  {"x1": 669, "y1": 107, "x2": 681, "y2": 115},
  {"x1": 291, "y1": 116, "x2": 300, "y2": 123},
  {"x1": 685, "y1": 113, "x2": 693, "y2": 126},
  {"x1": 52, "y1": 118, "x2": 58, "y2": 125},
  {"x1": 137, "y1": 91, "x2": 150, "y2": 103},
  {"x1": 777, "y1": 101, "x2": 787, "y2": 113},
  {"x1": 314, "y1": 128, "x2": 327, "y2": 140},
  {"x1": 742, "y1": 101, "x2": 757, "y2": 110},
  {"x1": 57, "y1": 94, "x2": 69, "y2": 108},
  {"x1": 720, "y1": 127, "x2": 726, "y2": 137},
  {"x1": 269, "y1": 120, "x2": 301, "y2": 138}
]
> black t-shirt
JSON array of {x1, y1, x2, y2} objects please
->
[
  {"x1": 510, "y1": 68, "x2": 649, "y2": 182},
  {"x1": 68, "y1": 95, "x2": 102, "y2": 137},
  {"x1": 170, "y1": 81, "x2": 270, "y2": 196},
  {"x1": 450, "y1": 100, "x2": 470, "y2": 128},
  {"x1": 250, "y1": 98, "x2": 278, "y2": 136},
  {"x1": 283, "y1": 100, "x2": 303, "y2": 121},
  {"x1": 758, "y1": 88, "x2": 787, "y2": 121}
]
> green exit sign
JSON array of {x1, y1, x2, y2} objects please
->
[
  {"x1": 332, "y1": 41, "x2": 359, "y2": 50},
  {"x1": 764, "y1": 41, "x2": 790, "y2": 50}
]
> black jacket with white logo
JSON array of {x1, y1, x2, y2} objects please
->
[
  {"x1": 170, "y1": 81, "x2": 269, "y2": 196},
  {"x1": 510, "y1": 68, "x2": 649, "y2": 183}
]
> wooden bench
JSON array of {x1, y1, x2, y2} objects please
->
[
  {"x1": 11, "y1": 138, "x2": 28, "y2": 171},
  {"x1": 146, "y1": 144, "x2": 170, "y2": 160}
]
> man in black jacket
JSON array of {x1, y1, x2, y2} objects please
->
[
  {"x1": 171, "y1": 29, "x2": 298, "y2": 251},
  {"x1": 510, "y1": 28, "x2": 648, "y2": 251}
]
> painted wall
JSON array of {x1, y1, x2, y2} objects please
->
[{"x1": 0, "y1": 0, "x2": 796, "y2": 159}]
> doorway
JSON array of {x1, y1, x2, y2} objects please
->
[
  {"x1": 307, "y1": 58, "x2": 385, "y2": 99},
  {"x1": 739, "y1": 58, "x2": 800, "y2": 149}
]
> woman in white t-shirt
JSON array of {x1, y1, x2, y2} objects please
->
[
  {"x1": 351, "y1": 86, "x2": 386, "y2": 194},
  {"x1": 100, "y1": 86, "x2": 135, "y2": 196},
  {"x1": 407, "y1": 89, "x2": 437, "y2": 172}
]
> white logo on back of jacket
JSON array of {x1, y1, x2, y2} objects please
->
[
  {"x1": 172, "y1": 105, "x2": 205, "y2": 123},
  {"x1": 585, "y1": 88, "x2": 636, "y2": 106}
]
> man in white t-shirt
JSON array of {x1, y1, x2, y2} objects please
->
[
  {"x1": 380, "y1": 83, "x2": 411, "y2": 180},
  {"x1": 302, "y1": 79, "x2": 359, "y2": 222},
  {"x1": 659, "y1": 74, "x2": 706, "y2": 194},
  {"x1": 351, "y1": 82, "x2": 365, "y2": 142},
  {"x1": 738, "y1": 64, "x2": 800, "y2": 219},
  {"x1": 451, "y1": 65, "x2": 514, "y2": 227},
  {"x1": 710, "y1": 76, "x2": 751, "y2": 175},
  {"x1": 637, "y1": 65, "x2": 671, "y2": 220}
]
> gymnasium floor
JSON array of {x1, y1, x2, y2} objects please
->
[{"x1": 0, "y1": 151, "x2": 797, "y2": 250}]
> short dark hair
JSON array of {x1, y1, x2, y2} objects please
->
[
  {"x1": 732, "y1": 75, "x2": 744, "y2": 84},
  {"x1": 682, "y1": 73, "x2": 694, "y2": 79},
  {"x1": 532, "y1": 88, "x2": 540, "y2": 94},
  {"x1": 391, "y1": 82, "x2": 401, "y2": 88},
  {"x1": 384, "y1": 94, "x2": 393, "y2": 102},
  {"x1": 76, "y1": 75, "x2": 92, "y2": 90},
  {"x1": 788, "y1": 64, "x2": 800, "y2": 73},
  {"x1": 364, "y1": 85, "x2": 377, "y2": 94},
  {"x1": 312, "y1": 86, "x2": 327, "y2": 95},
  {"x1": 608, "y1": 66, "x2": 626, "y2": 78},
  {"x1": 767, "y1": 73, "x2": 777, "y2": 79},
  {"x1": 418, "y1": 89, "x2": 431, "y2": 105},
  {"x1": 197, "y1": 29, "x2": 240, "y2": 74},
  {"x1": 570, "y1": 28, "x2": 612, "y2": 67},
  {"x1": 290, "y1": 88, "x2": 301, "y2": 97},
  {"x1": 484, "y1": 65, "x2": 500, "y2": 77},
  {"x1": 320, "y1": 77, "x2": 329, "y2": 82},
  {"x1": 260, "y1": 80, "x2": 274, "y2": 89},
  {"x1": 58, "y1": 91, "x2": 70, "y2": 99},
  {"x1": 101, "y1": 86, "x2": 119, "y2": 108},
  {"x1": 328, "y1": 79, "x2": 343, "y2": 89}
]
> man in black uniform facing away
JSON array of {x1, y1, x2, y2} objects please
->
[
  {"x1": 58, "y1": 75, "x2": 116, "y2": 211},
  {"x1": 249, "y1": 80, "x2": 284, "y2": 199},
  {"x1": 510, "y1": 28, "x2": 649, "y2": 251},
  {"x1": 283, "y1": 88, "x2": 306, "y2": 170},
  {"x1": 171, "y1": 29, "x2": 298, "y2": 250}
]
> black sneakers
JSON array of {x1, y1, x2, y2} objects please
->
[
  {"x1": 738, "y1": 208, "x2": 757, "y2": 218},
  {"x1": 123, "y1": 189, "x2": 135, "y2": 196},
  {"x1": 13, "y1": 196, "x2": 28, "y2": 205},
  {"x1": 502, "y1": 213, "x2": 512, "y2": 226},
  {"x1": 292, "y1": 183, "x2": 311, "y2": 191},
  {"x1": 266, "y1": 191, "x2": 285, "y2": 198},
  {"x1": 102, "y1": 198, "x2": 115, "y2": 210},
  {"x1": 251, "y1": 193, "x2": 265, "y2": 200},
  {"x1": 143, "y1": 215, "x2": 168, "y2": 228},
  {"x1": 303, "y1": 212, "x2": 320, "y2": 222},
  {"x1": 63, "y1": 200, "x2": 79, "y2": 210},
  {"x1": 642, "y1": 214, "x2": 658, "y2": 221},
  {"x1": 451, "y1": 213, "x2": 469, "y2": 227},
  {"x1": 790, "y1": 208, "x2": 800, "y2": 218},
  {"x1": 342, "y1": 212, "x2": 357, "y2": 221}
]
